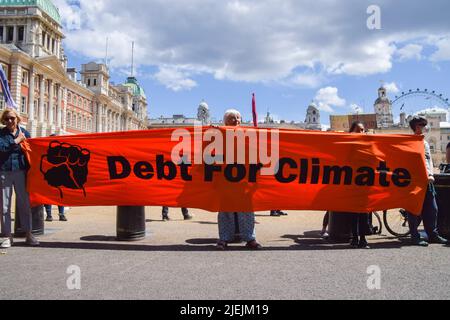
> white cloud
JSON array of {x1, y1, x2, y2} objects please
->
[
  {"x1": 396, "y1": 44, "x2": 423, "y2": 61},
  {"x1": 384, "y1": 82, "x2": 400, "y2": 94},
  {"x1": 154, "y1": 66, "x2": 197, "y2": 92},
  {"x1": 54, "y1": 0, "x2": 450, "y2": 90},
  {"x1": 430, "y1": 36, "x2": 450, "y2": 62},
  {"x1": 315, "y1": 87, "x2": 346, "y2": 113},
  {"x1": 288, "y1": 73, "x2": 324, "y2": 88}
]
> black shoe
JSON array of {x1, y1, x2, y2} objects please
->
[
  {"x1": 59, "y1": 215, "x2": 67, "y2": 222},
  {"x1": 429, "y1": 235, "x2": 448, "y2": 244},
  {"x1": 350, "y1": 238, "x2": 359, "y2": 247},
  {"x1": 183, "y1": 214, "x2": 193, "y2": 220},
  {"x1": 358, "y1": 241, "x2": 370, "y2": 249},
  {"x1": 270, "y1": 211, "x2": 280, "y2": 217},
  {"x1": 45, "y1": 216, "x2": 53, "y2": 222},
  {"x1": 162, "y1": 215, "x2": 170, "y2": 221},
  {"x1": 278, "y1": 211, "x2": 288, "y2": 216}
]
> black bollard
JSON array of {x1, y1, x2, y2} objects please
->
[
  {"x1": 328, "y1": 212, "x2": 354, "y2": 242},
  {"x1": 14, "y1": 205, "x2": 45, "y2": 237},
  {"x1": 116, "y1": 206, "x2": 146, "y2": 241},
  {"x1": 435, "y1": 174, "x2": 450, "y2": 238}
]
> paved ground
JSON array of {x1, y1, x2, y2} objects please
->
[{"x1": 1, "y1": 206, "x2": 449, "y2": 300}]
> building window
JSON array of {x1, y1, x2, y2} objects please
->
[
  {"x1": 94, "y1": 79, "x2": 97, "y2": 86},
  {"x1": 0, "y1": 96, "x2": 4, "y2": 110},
  {"x1": 18, "y1": 26, "x2": 24, "y2": 42},
  {"x1": 22, "y1": 71, "x2": 29, "y2": 85},
  {"x1": 21, "y1": 96, "x2": 27, "y2": 114},
  {"x1": 7, "y1": 26, "x2": 14, "y2": 42},
  {"x1": 0, "y1": 26, "x2": 4, "y2": 42},
  {"x1": 87, "y1": 78, "x2": 91, "y2": 86},
  {"x1": 42, "y1": 32, "x2": 45, "y2": 46}
]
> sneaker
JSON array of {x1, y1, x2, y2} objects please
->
[
  {"x1": 278, "y1": 211, "x2": 288, "y2": 216},
  {"x1": 411, "y1": 239, "x2": 429, "y2": 247},
  {"x1": 0, "y1": 238, "x2": 11, "y2": 248},
  {"x1": 162, "y1": 215, "x2": 170, "y2": 221},
  {"x1": 59, "y1": 215, "x2": 68, "y2": 222},
  {"x1": 270, "y1": 211, "x2": 280, "y2": 217},
  {"x1": 321, "y1": 231, "x2": 330, "y2": 239},
  {"x1": 25, "y1": 236, "x2": 40, "y2": 247},
  {"x1": 358, "y1": 241, "x2": 370, "y2": 249},
  {"x1": 429, "y1": 235, "x2": 448, "y2": 245},
  {"x1": 45, "y1": 216, "x2": 53, "y2": 222},
  {"x1": 350, "y1": 237, "x2": 359, "y2": 248},
  {"x1": 183, "y1": 214, "x2": 193, "y2": 220}
]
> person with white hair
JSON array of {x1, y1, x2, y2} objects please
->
[
  {"x1": 216, "y1": 109, "x2": 262, "y2": 250},
  {"x1": 0, "y1": 109, "x2": 39, "y2": 248}
]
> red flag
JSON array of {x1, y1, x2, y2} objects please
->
[{"x1": 252, "y1": 93, "x2": 258, "y2": 127}]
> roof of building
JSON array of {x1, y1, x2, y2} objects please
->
[
  {"x1": 417, "y1": 107, "x2": 448, "y2": 115},
  {"x1": 0, "y1": 0, "x2": 62, "y2": 25},
  {"x1": 123, "y1": 77, "x2": 147, "y2": 100}
]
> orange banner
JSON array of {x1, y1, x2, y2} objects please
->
[{"x1": 25, "y1": 127, "x2": 428, "y2": 214}]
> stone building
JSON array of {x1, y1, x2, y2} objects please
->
[
  {"x1": 374, "y1": 85, "x2": 394, "y2": 128},
  {"x1": 0, "y1": 0, "x2": 148, "y2": 136}
]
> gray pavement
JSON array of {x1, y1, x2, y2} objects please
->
[{"x1": 1, "y1": 206, "x2": 449, "y2": 300}]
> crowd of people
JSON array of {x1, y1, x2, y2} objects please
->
[{"x1": 0, "y1": 108, "x2": 449, "y2": 250}]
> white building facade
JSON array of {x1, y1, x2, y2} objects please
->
[{"x1": 0, "y1": 0, "x2": 148, "y2": 136}]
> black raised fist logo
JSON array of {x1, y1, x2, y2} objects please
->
[{"x1": 40, "y1": 141, "x2": 90, "y2": 198}]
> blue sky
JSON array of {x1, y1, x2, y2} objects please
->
[{"x1": 54, "y1": 0, "x2": 450, "y2": 125}]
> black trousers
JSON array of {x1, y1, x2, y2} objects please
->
[
  {"x1": 351, "y1": 213, "x2": 370, "y2": 238},
  {"x1": 162, "y1": 207, "x2": 189, "y2": 217}
]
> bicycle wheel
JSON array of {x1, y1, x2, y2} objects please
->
[
  {"x1": 383, "y1": 209, "x2": 411, "y2": 237},
  {"x1": 370, "y1": 212, "x2": 383, "y2": 235}
]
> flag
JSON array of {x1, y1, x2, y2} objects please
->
[
  {"x1": 252, "y1": 93, "x2": 258, "y2": 127},
  {"x1": 0, "y1": 64, "x2": 18, "y2": 109}
]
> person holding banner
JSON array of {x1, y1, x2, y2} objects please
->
[
  {"x1": 216, "y1": 109, "x2": 261, "y2": 250},
  {"x1": 407, "y1": 116, "x2": 448, "y2": 246},
  {"x1": 348, "y1": 122, "x2": 371, "y2": 249},
  {"x1": 0, "y1": 109, "x2": 39, "y2": 248}
]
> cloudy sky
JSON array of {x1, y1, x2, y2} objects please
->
[{"x1": 54, "y1": 0, "x2": 450, "y2": 124}]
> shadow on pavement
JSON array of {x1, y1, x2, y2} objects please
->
[{"x1": 281, "y1": 231, "x2": 409, "y2": 250}]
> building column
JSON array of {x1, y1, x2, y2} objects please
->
[
  {"x1": 9, "y1": 63, "x2": 22, "y2": 111},
  {"x1": 27, "y1": 69, "x2": 38, "y2": 137},
  {"x1": 13, "y1": 26, "x2": 17, "y2": 43},
  {"x1": 47, "y1": 79, "x2": 55, "y2": 134},
  {"x1": 56, "y1": 84, "x2": 62, "y2": 130},
  {"x1": 37, "y1": 75, "x2": 46, "y2": 137},
  {"x1": 62, "y1": 87, "x2": 67, "y2": 132}
]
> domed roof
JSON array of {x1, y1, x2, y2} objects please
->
[
  {"x1": 375, "y1": 97, "x2": 390, "y2": 105},
  {"x1": 199, "y1": 101, "x2": 209, "y2": 109},
  {"x1": 307, "y1": 101, "x2": 318, "y2": 110},
  {"x1": 123, "y1": 77, "x2": 147, "y2": 100},
  {"x1": 0, "y1": 0, "x2": 62, "y2": 25}
]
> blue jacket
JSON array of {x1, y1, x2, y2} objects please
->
[{"x1": 0, "y1": 126, "x2": 31, "y2": 171}]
